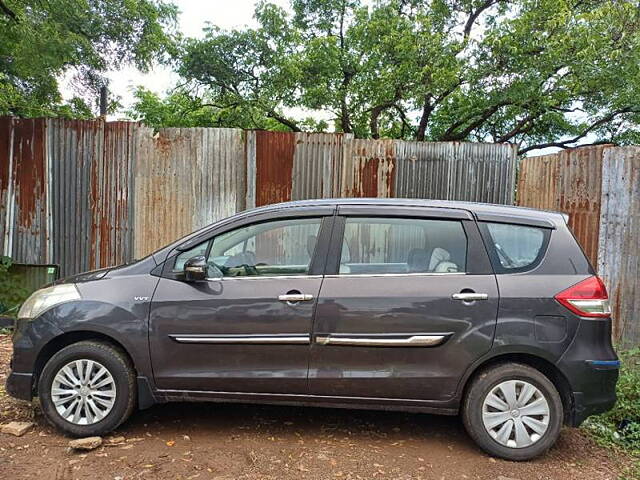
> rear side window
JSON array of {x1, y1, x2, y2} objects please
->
[
  {"x1": 484, "y1": 222, "x2": 550, "y2": 272},
  {"x1": 339, "y1": 217, "x2": 467, "y2": 275}
]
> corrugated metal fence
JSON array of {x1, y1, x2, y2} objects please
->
[
  {"x1": 519, "y1": 145, "x2": 640, "y2": 346},
  {"x1": 1, "y1": 118, "x2": 517, "y2": 276},
  {"x1": 2, "y1": 117, "x2": 639, "y2": 345}
]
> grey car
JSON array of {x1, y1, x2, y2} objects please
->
[{"x1": 6, "y1": 199, "x2": 618, "y2": 461}]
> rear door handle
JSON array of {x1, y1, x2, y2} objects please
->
[
  {"x1": 278, "y1": 294, "x2": 314, "y2": 302},
  {"x1": 452, "y1": 293, "x2": 488, "y2": 301}
]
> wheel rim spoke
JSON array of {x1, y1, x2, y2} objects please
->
[
  {"x1": 484, "y1": 392, "x2": 509, "y2": 411},
  {"x1": 482, "y1": 379, "x2": 550, "y2": 450},
  {"x1": 51, "y1": 359, "x2": 116, "y2": 426},
  {"x1": 498, "y1": 380, "x2": 517, "y2": 407},
  {"x1": 495, "y1": 419, "x2": 514, "y2": 444},
  {"x1": 519, "y1": 397, "x2": 550, "y2": 417},
  {"x1": 522, "y1": 415, "x2": 549, "y2": 435},
  {"x1": 483, "y1": 411, "x2": 512, "y2": 430}
]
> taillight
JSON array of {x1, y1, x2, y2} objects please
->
[{"x1": 554, "y1": 276, "x2": 611, "y2": 318}]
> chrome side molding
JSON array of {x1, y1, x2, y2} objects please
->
[
  {"x1": 315, "y1": 334, "x2": 449, "y2": 347},
  {"x1": 170, "y1": 334, "x2": 310, "y2": 345}
]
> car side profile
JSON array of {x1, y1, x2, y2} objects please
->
[{"x1": 6, "y1": 199, "x2": 619, "y2": 461}]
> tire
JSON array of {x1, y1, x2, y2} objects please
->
[
  {"x1": 462, "y1": 362, "x2": 563, "y2": 461},
  {"x1": 38, "y1": 341, "x2": 136, "y2": 437}
]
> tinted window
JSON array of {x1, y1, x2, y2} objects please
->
[
  {"x1": 485, "y1": 222, "x2": 547, "y2": 270},
  {"x1": 209, "y1": 218, "x2": 322, "y2": 277},
  {"x1": 339, "y1": 217, "x2": 467, "y2": 274}
]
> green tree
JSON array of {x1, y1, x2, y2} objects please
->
[
  {"x1": 166, "y1": 0, "x2": 640, "y2": 154},
  {"x1": 0, "y1": 0, "x2": 177, "y2": 117}
]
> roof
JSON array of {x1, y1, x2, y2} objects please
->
[{"x1": 246, "y1": 198, "x2": 568, "y2": 226}]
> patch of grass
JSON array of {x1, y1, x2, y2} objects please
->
[{"x1": 583, "y1": 348, "x2": 640, "y2": 479}]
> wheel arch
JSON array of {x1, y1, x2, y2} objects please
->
[
  {"x1": 33, "y1": 330, "x2": 136, "y2": 390},
  {"x1": 459, "y1": 352, "x2": 574, "y2": 425}
]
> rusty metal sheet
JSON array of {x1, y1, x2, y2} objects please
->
[
  {"x1": 519, "y1": 146, "x2": 607, "y2": 267},
  {"x1": 133, "y1": 127, "x2": 246, "y2": 258},
  {"x1": 517, "y1": 153, "x2": 559, "y2": 210},
  {"x1": 341, "y1": 138, "x2": 396, "y2": 198},
  {"x1": 254, "y1": 131, "x2": 296, "y2": 206},
  {"x1": 90, "y1": 121, "x2": 135, "y2": 270},
  {"x1": 558, "y1": 146, "x2": 607, "y2": 267},
  {"x1": 0, "y1": 118, "x2": 49, "y2": 265},
  {"x1": 598, "y1": 146, "x2": 640, "y2": 346}
]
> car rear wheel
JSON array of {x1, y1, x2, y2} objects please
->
[
  {"x1": 38, "y1": 341, "x2": 136, "y2": 437},
  {"x1": 462, "y1": 362, "x2": 563, "y2": 461}
]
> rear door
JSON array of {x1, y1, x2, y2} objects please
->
[{"x1": 309, "y1": 205, "x2": 499, "y2": 401}]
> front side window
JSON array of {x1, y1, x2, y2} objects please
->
[
  {"x1": 485, "y1": 222, "x2": 548, "y2": 271},
  {"x1": 208, "y1": 217, "x2": 322, "y2": 277},
  {"x1": 339, "y1": 217, "x2": 467, "y2": 275}
]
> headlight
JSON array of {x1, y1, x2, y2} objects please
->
[{"x1": 18, "y1": 284, "x2": 81, "y2": 320}]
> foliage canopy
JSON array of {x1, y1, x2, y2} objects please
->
[
  {"x1": 130, "y1": 0, "x2": 640, "y2": 154},
  {"x1": 0, "y1": 0, "x2": 177, "y2": 117}
]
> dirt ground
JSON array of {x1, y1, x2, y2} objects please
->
[{"x1": 0, "y1": 335, "x2": 630, "y2": 480}]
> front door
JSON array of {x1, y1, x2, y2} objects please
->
[
  {"x1": 309, "y1": 206, "x2": 499, "y2": 401},
  {"x1": 149, "y1": 214, "x2": 331, "y2": 394}
]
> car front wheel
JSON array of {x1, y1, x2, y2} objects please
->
[
  {"x1": 38, "y1": 341, "x2": 136, "y2": 437},
  {"x1": 462, "y1": 362, "x2": 563, "y2": 461}
]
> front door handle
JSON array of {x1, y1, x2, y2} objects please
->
[
  {"x1": 452, "y1": 292, "x2": 488, "y2": 301},
  {"x1": 278, "y1": 293, "x2": 314, "y2": 302}
]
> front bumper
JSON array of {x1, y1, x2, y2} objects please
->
[{"x1": 5, "y1": 371, "x2": 33, "y2": 401}]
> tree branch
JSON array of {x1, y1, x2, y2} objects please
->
[
  {"x1": 440, "y1": 100, "x2": 512, "y2": 141},
  {"x1": 266, "y1": 110, "x2": 302, "y2": 132},
  {"x1": 463, "y1": 0, "x2": 498, "y2": 40},
  {"x1": 0, "y1": 0, "x2": 18, "y2": 21},
  {"x1": 518, "y1": 108, "x2": 635, "y2": 155}
]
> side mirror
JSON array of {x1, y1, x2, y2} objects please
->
[{"x1": 183, "y1": 255, "x2": 207, "y2": 282}]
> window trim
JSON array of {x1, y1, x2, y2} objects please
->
[
  {"x1": 479, "y1": 221, "x2": 552, "y2": 274},
  {"x1": 327, "y1": 215, "x2": 472, "y2": 276},
  {"x1": 160, "y1": 213, "x2": 335, "y2": 280}
]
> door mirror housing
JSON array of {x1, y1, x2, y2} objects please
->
[{"x1": 183, "y1": 255, "x2": 208, "y2": 282}]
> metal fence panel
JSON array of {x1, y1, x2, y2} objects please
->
[
  {"x1": 48, "y1": 119, "x2": 104, "y2": 277},
  {"x1": 254, "y1": 131, "x2": 296, "y2": 206},
  {"x1": 0, "y1": 118, "x2": 49, "y2": 265},
  {"x1": 394, "y1": 141, "x2": 453, "y2": 200},
  {"x1": 449, "y1": 142, "x2": 517, "y2": 204},
  {"x1": 517, "y1": 154, "x2": 559, "y2": 210},
  {"x1": 557, "y1": 146, "x2": 606, "y2": 266},
  {"x1": 598, "y1": 147, "x2": 640, "y2": 346},
  {"x1": 291, "y1": 132, "x2": 346, "y2": 201},
  {"x1": 340, "y1": 138, "x2": 396, "y2": 197},
  {"x1": 133, "y1": 127, "x2": 246, "y2": 258},
  {"x1": 90, "y1": 121, "x2": 135, "y2": 270},
  {"x1": 518, "y1": 146, "x2": 606, "y2": 266}
]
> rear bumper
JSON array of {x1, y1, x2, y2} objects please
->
[
  {"x1": 5, "y1": 371, "x2": 33, "y2": 402},
  {"x1": 564, "y1": 360, "x2": 619, "y2": 427},
  {"x1": 557, "y1": 317, "x2": 619, "y2": 426},
  {"x1": 572, "y1": 360, "x2": 620, "y2": 426}
]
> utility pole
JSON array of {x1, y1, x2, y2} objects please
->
[{"x1": 99, "y1": 85, "x2": 108, "y2": 119}]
